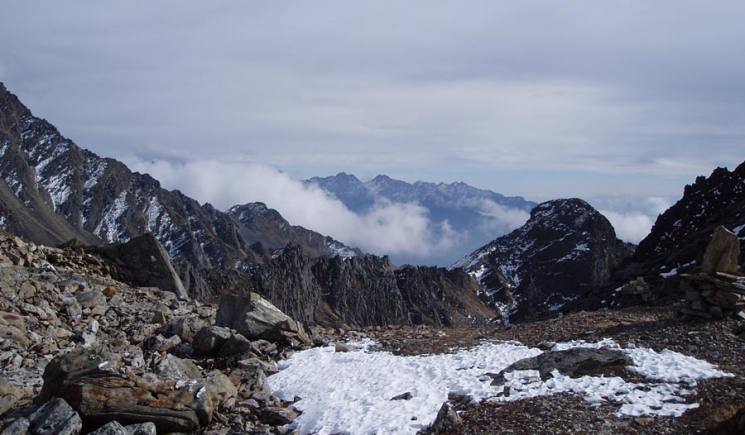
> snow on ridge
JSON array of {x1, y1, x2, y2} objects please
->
[
  {"x1": 94, "y1": 190, "x2": 129, "y2": 243},
  {"x1": 268, "y1": 338, "x2": 732, "y2": 435}
]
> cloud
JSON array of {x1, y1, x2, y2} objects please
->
[
  {"x1": 127, "y1": 158, "x2": 457, "y2": 257},
  {"x1": 473, "y1": 199, "x2": 531, "y2": 234},
  {"x1": 593, "y1": 196, "x2": 674, "y2": 243}
]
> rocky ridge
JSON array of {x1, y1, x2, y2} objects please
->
[
  {"x1": 624, "y1": 161, "x2": 745, "y2": 284},
  {"x1": 455, "y1": 198, "x2": 633, "y2": 321},
  {"x1": 201, "y1": 246, "x2": 496, "y2": 329}
]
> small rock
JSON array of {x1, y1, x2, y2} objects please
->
[
  {"x1": 427, "y1": 402, "x2": 461, "y2": 434},
  {"x1": 89, "y1": 421, "x2": 127, "y2": 435},
  {"x1": 390, "y1": 392, "x2": 412, "y2": 400},
  {"x1": 260, "y1": 406, "x2": 298, "y2": 426},
  {"x1": 334, "y1": 342, "x2": 351, "y2": 353},
  {"x1": 124, "y1": 422, "x2": 157, "y2": 435}
]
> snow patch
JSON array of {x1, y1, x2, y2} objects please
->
[{"x1": 268, "y1": 338, "x2": 731, "y2": 434}]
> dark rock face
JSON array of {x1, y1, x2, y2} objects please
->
[
  {"x1": 395, "y1": 266, "x2": 496, "y2": 327},
  {"x1": 632, "y1": 162, "x2": 745, "y2": 275},
  {"x1": 96, "y1": 234, "x2": 188, "y2": 299},
  {"x1": 457, "y1": 199, "x2": 633, "y2": 321}
]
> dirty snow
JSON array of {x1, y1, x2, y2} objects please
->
[{"x1": 268, "y1": 338, "x2": 732, "y2": 435}]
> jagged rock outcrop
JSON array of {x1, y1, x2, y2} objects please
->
[
  {"x1": 395, "y1": 266, "x2": 496, "y2": 327},
  {"x1": 628, "y1": 162, "x2": 745, "y2": 278},
  {"x1": 213, "y1": 246, "x2": 496, "y2": 328},
  {"x1": 455, "y1": 199, "x2": 633, "y2": 321}
]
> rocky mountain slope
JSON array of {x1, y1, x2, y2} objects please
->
[
  {"x1": 0, "y1": 83, "x2": 355, "y2": 283},
  {"x1": 306, "y1": 173, "x2": 536, "y2": 265},
  {"x1": 621, "y1": 162, "x2": 745, "y2": 280},
  {"x1": 455, "y1": 199, "x2": 633, "y2": 321}
]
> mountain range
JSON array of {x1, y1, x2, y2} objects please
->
[
  {"x1": 305, "y1": 173, "x2": 536, "y2": 265},
  {"x1": 2, "y1": 80, "x2": 744, "y2": 327}
]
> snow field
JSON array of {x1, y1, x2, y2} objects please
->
[{"x1": 267, "y1": 338, "x2": 732, "y2": 435}]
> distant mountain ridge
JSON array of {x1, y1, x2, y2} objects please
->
[{"x1": 305, "y1": 172, "x2": 537, "y2": 265}]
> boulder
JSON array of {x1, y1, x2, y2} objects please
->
[
  {"x1": 1, "y1": 417, "x2": 30, "y2": 434},
  {"x1": 216, "y1": 293, "x2": 311, "y2": 347},
  {"x1": 489, "y1": 347, "x2": 632, "y2": 385},
  {"x1": 99, "y1": 234, "x2": 188, "y2": 300},
  {"x1": 27, "y1": 398, "x2": 82, "y2": 435},
  {"x1": 390, "y1": 392, "x2": 412, "y2": 401},
  {"x1": 702, "y1": 226, "x2": 741, "y2": 275},
  {"x1": 39, "y1": 348, "x2": 214, "y2": 433},
  {"x1": 193, "y1": 326, "x2": 232, "y2": 355}
]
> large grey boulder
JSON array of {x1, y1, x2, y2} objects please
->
[
  {"x1": 489, "y1": 347, "x2": 632, "y2": 385},
  {"x1": 216, "y1": 293, "x2": 311, "y2": 347},
  {"x1": 27, "y1": 398, "x2": 82, "y2": 435}
]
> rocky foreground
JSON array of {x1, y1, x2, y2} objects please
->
[{"x1": 0, "y1": 231, "x2": 324, "y2": 434}]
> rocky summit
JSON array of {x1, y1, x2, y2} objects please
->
[{"x1": 455, "y1": 198, "x2": 633, "y2": 321}]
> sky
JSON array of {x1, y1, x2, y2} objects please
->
[{"x1": 1, "y1": 1, "x2": 744, "y2": 260}]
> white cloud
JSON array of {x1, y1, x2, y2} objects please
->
[
  {"x1": 595, "y1": 196, "x2": 674, "y2": 243},
  {"x1": 127, "y1": 158, "x2": 456, "y2": 257}
]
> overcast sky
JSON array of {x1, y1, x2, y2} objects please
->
[
  {"x1": 2, "y1": 1, "x2": 744, "y2": 198},
  {"x1": 2, "y1": 1, "x2": 744, "y2": 258}
]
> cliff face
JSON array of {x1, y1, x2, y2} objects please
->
[{"x1": 457, "y1": 199, "x2": 633, "y2": 321}]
